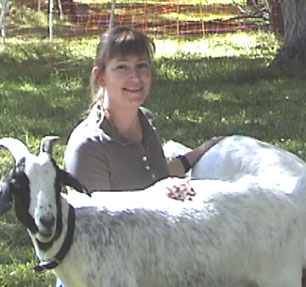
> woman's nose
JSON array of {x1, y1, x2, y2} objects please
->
[{"x1": 129, "y1": 67, "x2": 141, "y2": 80}]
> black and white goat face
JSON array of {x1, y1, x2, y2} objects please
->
[
  {"x1": 24, "y1": 152, "x2": 59, "y2": 243},
  {"x1": 0, "y1": 137, "x2": 88, "y2": 244}
]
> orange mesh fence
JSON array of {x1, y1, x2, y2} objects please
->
[{"x1": 3, "y1": 0, "x2": 283, "y2": 39}]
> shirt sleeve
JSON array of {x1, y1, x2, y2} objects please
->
[{"x1": 64, "y1": 138, "x2": 111, "y2": 192}]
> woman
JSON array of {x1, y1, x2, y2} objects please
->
[
  {"x1": 64, "y1": 26, "x2": 222, "y2": 193},
  {"x1": 57, "y1": 25, "x2": 222, "y2": 287}
]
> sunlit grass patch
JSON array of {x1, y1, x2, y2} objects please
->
[{"x1": 155, "y1": 31, "x2": 280, "y2": 60}]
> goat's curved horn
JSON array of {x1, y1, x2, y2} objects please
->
[
  {"x1": 0, "y1": 138, "x2": 30, "y2": 163},
  {"x1": 40, "y1": 136, "x2": 60, "y2": 155},
  {"x1": 0, "y1": 179, "x2": 13, "y2": 216}
]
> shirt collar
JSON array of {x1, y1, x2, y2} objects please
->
[{"x1": 88, "y1": 103, "x2": 155, "y2": 145}]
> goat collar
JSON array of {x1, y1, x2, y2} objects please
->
[{"x1": 34, "y1": 204, "x2": 75, "y2": 272}]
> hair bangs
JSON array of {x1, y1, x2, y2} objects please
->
[{"x1": 109, "y1": 30, "x2": 154, "y2": 61}]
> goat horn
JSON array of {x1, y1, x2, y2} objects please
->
[
  {"x1": 40, "y1": 136, "x2": 60, "y2": 155},
  {"x1": 0, "y1": 138, "x2": 31, "y2": 163},
  {"x1": 0, "y1": 179, "x2": 13, "y2": 216}
]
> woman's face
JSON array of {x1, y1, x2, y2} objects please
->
[{"x1": 98, "y1": 53, "x2": 152, "y2": 109}]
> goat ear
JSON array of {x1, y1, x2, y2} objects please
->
[
  {"x1": 40, "y1": 136, "x2": 60, "y2": 156},
  {"x1": 0, "y1": 179, "x2": 13, "y2": 215},
  {"x1": 60, "y1": 170, "x2": 91, "y2": 197}
]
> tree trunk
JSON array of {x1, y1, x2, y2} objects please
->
[{"x1": 270, "y1": 0, "x2": 306, "y2": 71}]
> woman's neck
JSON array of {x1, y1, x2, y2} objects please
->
[{"x1": 103, "y1": 105, "x2": 143, "y2": 142}]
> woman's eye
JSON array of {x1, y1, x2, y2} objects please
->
[
  {"x1": 138, "y1": 63, "x2": 150, "y2": 69},
  {"x1": 116, "y1": 64, "x2": 127, "y2": 70}
]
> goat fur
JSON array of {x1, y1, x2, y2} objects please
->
[
  {"x1": 1, "y1": 137, "x2": 306, "y2": 287},
  {"x1": 163, "y1": 135, "x2": 306, "y2": 193}
]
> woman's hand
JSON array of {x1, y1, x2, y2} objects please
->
[
  {"x1": 199, "y1": 136, "x2": 225, "y2": 154},
  {"x1": 152, "y1": 177, "x2": 196, "y2": 201}
]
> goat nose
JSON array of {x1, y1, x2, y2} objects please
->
[{"x1": 39, "y1": 214, "x2": 55, "y2": 229}]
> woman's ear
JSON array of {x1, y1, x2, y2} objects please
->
[{"x1": 92, "y1": 66, "x2": 105, "y2": 87}]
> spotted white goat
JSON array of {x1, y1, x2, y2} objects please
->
[
  {"x1": 164, "y1": 135, "x2": 306, "y2": 283},
  {"x1": 163, "y1": 135, "x2": 306, "y2": 193},
  {"x1": 1, "y1": 136, "x2": 306, "y2": 287}
]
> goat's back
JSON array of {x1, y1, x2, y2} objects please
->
[
  {"x1": 58, "y1": 183, "x2": 305, "y2": 287},
  {"x1": 192, "y1": 135, "x2": 306, "y2": 193}
]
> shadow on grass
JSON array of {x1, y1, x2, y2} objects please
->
[
  {"x1": 1, "y1": 51, "x2": 306, "y2": 153},
  {"x1": 149, "y1": 57, "x2": 306, "y2": 148}
]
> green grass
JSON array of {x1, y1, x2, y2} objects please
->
[{"x1": 1, "y1": 15, "x2": 306, "y2": 287}]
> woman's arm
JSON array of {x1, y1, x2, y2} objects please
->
[{"x1": 167, "y1": 137, "x2": 225, "y2": 177}]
